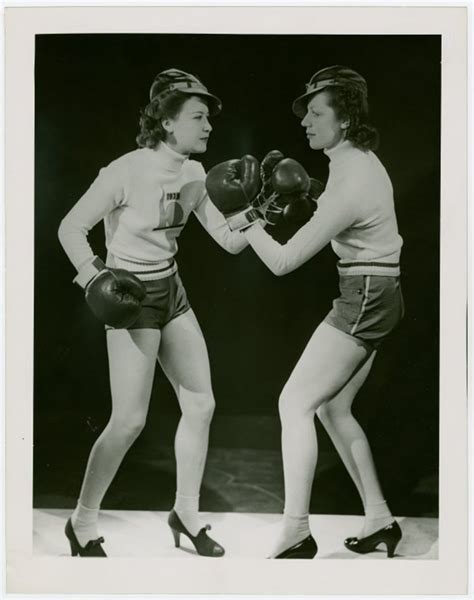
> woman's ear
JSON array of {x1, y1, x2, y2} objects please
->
[
  {"x1": 161, "y1": 118, "x2": 173, "y2": 134},
  {"x1": 341, "y1": 120, "x2": 350, "y2": 130}
]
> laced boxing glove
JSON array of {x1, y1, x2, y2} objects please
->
[
  {"x1": 271, "y1": 159, "x2": 325, "y2": 224},
  {"x1": 74, "y1": 257, "x2": 146, "y2": 328},
  {"x1": 205, "y1": 155, "x2": 261, "y2": 231},
  {"x1": 253, "y1": 150, "x2": 287, "y2": 225}
]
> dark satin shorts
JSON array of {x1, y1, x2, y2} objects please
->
[
  {"x1": 324, "y1": 275, "x2": 405, "y2": 349},
  {"x1": 106, "y1": 271, "x2": 190, "y2": 330}
]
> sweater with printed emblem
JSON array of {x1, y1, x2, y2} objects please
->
[{"x1": 58, "y1": 142, "x2": 248, "y2": 281}]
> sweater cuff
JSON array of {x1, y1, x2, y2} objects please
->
[{"x1": 73, "y1": 256, "x2": 106, "y2": 288}]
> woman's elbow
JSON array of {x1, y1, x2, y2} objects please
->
[
  {"x1": 269, "y1": 263, "x2": 292, "y2": 277},
  {"x1": 58, "y1": 215, "x2": 77, "y2": 250},
  {"x1": 222, "y1": 239, "x2": 248, "y2": 255},
  {"x1": 57, "y1": 217, "x2": 68, "y2": 246},
  {"x1": 226, "y1": 245, "x2": 242, "y2": 255}
]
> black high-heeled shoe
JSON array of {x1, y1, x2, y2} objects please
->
[
  {"x1": 344, "y1": 521, "x2": 402, "y2": 557},
  {"x1": 65, "y1": 518, "x2": 107, "y2": 557},
  {"x1": 168, "y1": 509, "x2": 225, "y2": 557},
  {"x1": 273, "y1": 534, "x2": 318, "y2": 559}
]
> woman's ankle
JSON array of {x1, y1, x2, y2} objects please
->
[
  {"x1": 72, "y1": 501, "x2": 100, "y2": 525},
  {"x1": 358, "y1": 500, "x2": 393, "y2": 537},
  {"x1": 365, "y1": 499, "x2": 392, "y2": 518},
  {"x1": 173, "y1": 494, "x2": 200, "y2": 536},
  {"x1": 268, "y1": 513, "x2": 312, "y2": 558},
  {"x1": 70, "y1": 501, "x2": 101, "y2": 546}
]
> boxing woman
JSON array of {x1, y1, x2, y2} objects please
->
[
  {"x1": 58, "y1": 68, "x2": 259, "y2": 558},
  {"x1": 206, "y1": 66, "x2": 404, "y2": 559}
]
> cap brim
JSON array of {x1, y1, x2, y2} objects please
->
[
  {"x1": 180, "y1": 89, "x2": 222, "y2": 116},
  {"x1": 292, "y1": 84, "x2": 332, "y2": 118}
]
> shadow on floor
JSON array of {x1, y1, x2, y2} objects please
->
[{"x1": 34, "y1": 441, "x2": 437, "y2": 518}]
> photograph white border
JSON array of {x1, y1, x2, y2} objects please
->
[{"x1": 4, "y1": 4, "x2": 468, "y2": 595}]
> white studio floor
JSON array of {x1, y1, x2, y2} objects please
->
[{"x1": 34, "y1": 509, "x2": 438, "y2": 560}]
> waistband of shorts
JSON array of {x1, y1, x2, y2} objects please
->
[
  {"x1": 337, "y1": 261, "x2": 401, "y2": 277},
  {"x1": 107, "y1": 256, "x2": 177, "y2": 281}
]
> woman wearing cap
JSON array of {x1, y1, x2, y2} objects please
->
[
  {"x1": 58, "y1": 68, "x2": 251, "y2": 558},
  {"x1": 243, "y1": 66, "x2": 404, "y2": 559}
]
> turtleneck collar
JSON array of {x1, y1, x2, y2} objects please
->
[
  {"x1": 150, "y1": 141, "x2": 188, "y2": 172},
  {"x1": 323, "y1": 139, "x2": 358, "y2": 164}
]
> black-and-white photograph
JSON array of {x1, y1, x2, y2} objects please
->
[
  {"x1": 34, "y1": 29, "x2": 439, "y2": 555},
  {"x1": 5, "y1": 5, "x2": 468, "y2": 596}
]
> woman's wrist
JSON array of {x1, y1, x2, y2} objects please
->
[{"x1": 73, "y1": 256, "x2": 106, "y2": 289}]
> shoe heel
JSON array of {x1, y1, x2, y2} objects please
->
[
  {"x1": 386, "y1": 539, "x2": 398, "y2": 558},
  {"x1": 171, "y1": 528, "x2": 180, "y2": 548},
  {"x1": 345, "y1": 521, "x2": 401, "y2": 558},
  {"x1": 69, "y1": 541, "x2": 79, "y2": 557},
  {"x1": 65, "y1": 521, "x2": 79, "y2": 556}
]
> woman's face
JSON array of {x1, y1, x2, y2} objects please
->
[
  {"x1": 301, "y1": 91, "x2": 347, "y2": 151},
  {"x1": 162, "y1": 96, "x2": 212, "y2": 155}
]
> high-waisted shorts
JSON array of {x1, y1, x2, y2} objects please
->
[
  {"x1": 324, "y1": 275, "x2": 404, "y2": 349},
  {"x1": 106, "y1": 271, "x2": 190, "y2": 330}
]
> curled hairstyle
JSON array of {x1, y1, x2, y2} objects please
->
[
  {"x1": 136, "y1": 77, "x2": 187, "y2": 148},
  {"x1": 325, "y1": 84, "x2": 379, "y2": 152},
  {"x1": 136, "y1": 70, "x2": 202, "y2": 149},
  {"x1": 294, "y1": 66, "x2": 379, "y2": 152}
]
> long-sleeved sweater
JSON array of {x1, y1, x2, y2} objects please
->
[
  {"x1": 245, "y1": 140, "x2": 403, "y2": 277},
  {"x1": 58, "y1": 142, "x2": 248, "y2": 282}
]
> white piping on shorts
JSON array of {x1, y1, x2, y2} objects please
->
[{"x1": 350, "y1": 275, "x2": 371, "y2": 336}]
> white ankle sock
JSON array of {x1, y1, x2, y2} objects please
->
[
  {"x1": 361, "y1": 500, "x2": 393, "y2": 537},
  {"x1": 268, "y1": 513, "x2": 311, "y2": 558},
  {"x1": 174, "y1": 494, "x2": 200, "y2": 537},
  {"x1": 71, "y1": 501, "x2": 100, "y2": 547}
]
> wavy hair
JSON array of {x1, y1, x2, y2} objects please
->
[
  {"x1": 136, "y1": 91, "x2": 189, "y2": 149},
  {"x1": 325, "y1": 85, "x2": 379, "y2": 152}
]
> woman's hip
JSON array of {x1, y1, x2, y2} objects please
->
[{"x1": 324, "y1": 274, "x2": 404, "y2": 349}]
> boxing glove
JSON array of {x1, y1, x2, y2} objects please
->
[
  {"x1": 271, "y1": 158, "x2": 311, "y2": 198},
  {"x1": 74, "y1": 257, "x2": 146, "y2": 328},
  {"x1": 259, "y1": 149, "x2": 285, "y2": 199},
  {"x1": 253, "y1": 150, "x2": 287, "y2": 225},
  {"x1": 271, "y1": 160, "x2": 325, "y2": 224},
  {"x1": 282, "y1": 177, "x2": 325, "y2": 224},
  {"x1": 205, "y1": 155, "x2": 261, "y2": 231}
]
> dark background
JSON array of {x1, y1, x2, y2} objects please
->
[{"x1": 34, "y1": 34, "x2": 440, "y2": 518}]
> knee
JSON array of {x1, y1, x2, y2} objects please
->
[
  {"x1": 316, "y1": 402, "x2": 350, "y2": 426},
  {"x1": 109, "y1": 413, "x2": 147, "y2": 444},
  {"x1": 278, "y1": 389, "x2": 293, "y2": 421},
  {"x1": 181, "y1": 392, "x2": 215, "y2": 425},
  {"x1": 278, "y1": 387, "x2": 315, "y2": 424},
  {"x1": 316, "y1": 403, "x2": 333, "y2": 426}
]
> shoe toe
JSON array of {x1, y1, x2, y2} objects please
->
[{"x1": 213, "y1": 544, "x2": 225, "y2": 557}]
